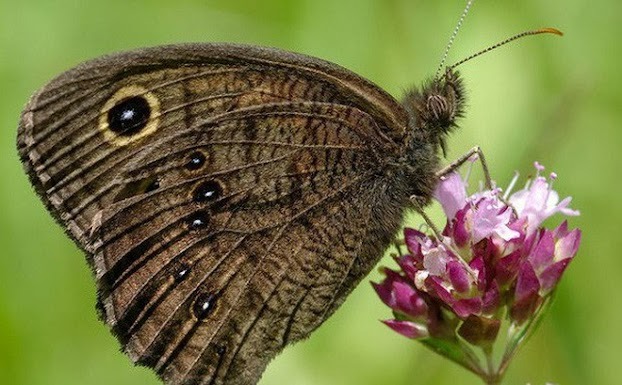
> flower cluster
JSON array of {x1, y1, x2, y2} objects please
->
[{"x1": 373, "y1": 162, "x2": 581, "y2": 382}]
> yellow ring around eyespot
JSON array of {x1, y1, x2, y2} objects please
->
[{"x1": 98, "y1": 85, "x2": 161, "y2": 146}]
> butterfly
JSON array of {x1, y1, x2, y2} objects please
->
[
  {"x1": 17, "y1": 41, "x2": 465, "y2": 385},
  {"x1": 16, "y1": 9, "x2": 561, "y2": 385}
]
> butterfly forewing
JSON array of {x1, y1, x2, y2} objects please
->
[
  {"x1": 17, "y1": 44, "x2": 414, "y2": 385},
  {"x1": 17, "y1": 43, "x2": 408, "y2": 251}
]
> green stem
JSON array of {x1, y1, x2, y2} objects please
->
[
  {"x1": 483, "y1": 373, "x2": 502, "y2": 385},
  {"x1": 480, "y1": 344, "x2": 501, "y2": 385},
  {"x1": 421, "y1": 338, "x2": 485, "y2": 378},
  {"x1": 499, "y1": 297, "x2": 553, "y2": 378}
]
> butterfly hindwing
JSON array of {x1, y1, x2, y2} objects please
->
[{"x1": 93, "y1": 102, "x2": 392, "y2": 384}]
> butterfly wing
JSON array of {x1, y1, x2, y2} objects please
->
[
  {"x1": 18, "y1": 43, "x2": 408, "y2": 248},
  {"x1": 18, "y1": 43, "x2": 412, "y2": 385}
]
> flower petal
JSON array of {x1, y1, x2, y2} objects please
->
[
  {"x1": 447, "y1": 260, "x2": 471, "y2": 294},
  {"x1": 434, "y1": 172, "x2": 468, "y2": 220},
  {"x1": 404, "y1": 228, "x2": 426, "y2": 256},
  {"x1": 383, "y1": 319, "x2": 429, "y2": 339},
  {"x1": 509, "y1": 167, "x2": 580, "y2": 235},
  {"x1": 555, "y1": 228, "x2": 582, "y2": 262},
  {"x1": 530, "y1": 230, "x2": 555, "y2": 272},
  {"x1": 539, "y1": 259, "x2": 571, "y2": 294}
]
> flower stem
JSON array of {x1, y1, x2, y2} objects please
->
[
  {"x1": 421, "y1": 339, "x2": 485, "y2": 378},
  {"x1": 484, "y1": 374, "x2": 502, "y2": 385}
]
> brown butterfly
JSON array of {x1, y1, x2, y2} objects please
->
[
  {"x1": 17, "y1": 41, "x2": 463, "y2": 385},
  {"x1": 16, "y1": 15, "x2": 560, "y2": 385}
]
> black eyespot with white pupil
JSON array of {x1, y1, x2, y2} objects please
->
[
  {"x1": 193, "y1": 292, "x2": 217, "y2": 320},
  {"x1": 107, "y1": 96, "x2": 151, "y2": 136},
  {"x1": 174, "y1": 263, "x2": 191, "y2": 283},
  {"x1": 185, "y1": 151, "x2": 206, "y2": 171},
  {"x1": 187, "y1": 211, "x2": 210, "y2": 230},
  {"x1": 194, "y1": 180, "x2": 223, "y2": 203}
]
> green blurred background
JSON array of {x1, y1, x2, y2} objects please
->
[{"x1": 1, "y1": 0, "x2": 619, "y2": 384}]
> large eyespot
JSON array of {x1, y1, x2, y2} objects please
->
[
  {"x1": 107, "y1": 96, "x2": 151, "y2": 135},
  {"x1": 99, "y1": 85, "x2": 160, "y2": 146}
]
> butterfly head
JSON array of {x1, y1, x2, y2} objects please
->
[{"x1": 403, "y1": 68, "x2": 466, "y2": 155}]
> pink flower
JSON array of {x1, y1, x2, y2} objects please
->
[
  {"x1": 374, "y1": 161, "x2": 581, "y2": 361},
  {"x1": 508, "y1": 162, "x2": 580, "y2": 235},
  {"x1": 372, "y1": 268, "x2": 437, "y2": 339},
  {"x1": 510, "y1": 221, "x2": 582, "y2": 324},
  {"x1": 402, "y1": 234, "x2": 494, "y2": 319},
  {"x1": 435, "y1": 172, "x2": 468, "y2": 219},
  {"x1": 435, "y1": 174, "x2": 521, "y2": 251}
]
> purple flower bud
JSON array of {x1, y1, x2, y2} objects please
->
[
  {"x1": 373, "y1": 268, "x2": 439, "y2": 339},
  {"x1": 458, "y1": 315, "x2": 501, "y2": 346},
  {"x1": 404, "y1": 228, "x2": 426, "y2": 256},
  {"x1": 383, "y1": 319, "x2": 429, "y2": 339},
  {"x1": 451, "y1": 207, "x2": 471, "y2": 248},
  {"x1": 448, "y1": 260, "x2": 471, "y2": 293},
  {"x1": 495, "y1": 249, "x2": 522, "y2": 288}
]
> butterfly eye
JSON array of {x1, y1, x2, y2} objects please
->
[
  {"x1": 192, "y1": 292, "x2": 217, "y2": 320},
  {"x1": 427, "y1": 94, "x2": 450, "y2": 120},
  {"x1": 107, "y1": 96, "x2": 151, "y2": 136}
]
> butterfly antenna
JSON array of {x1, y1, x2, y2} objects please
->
[
  {"x1": 435, "y1": 0, "x2": 476, "y2": 79},
  {"x1": 449, "y1": 27, "x2": 563, "y2": 70}
]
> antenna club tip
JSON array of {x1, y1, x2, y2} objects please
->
[{"x1": 538, "y1": 27, "x2": 564, "y2": 36}]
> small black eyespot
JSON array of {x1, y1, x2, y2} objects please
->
[
  {"x1": 146, "y1": 179, "x2": 160, "y2": 193},
  {"x1": 194, "y1": 180, "x2": 223, "y2": 203},
  {"x1": 192, "y1": 292, "x2": 217, "y2": 320},
  {"x1": 173, "y1": 263, "x2": 191, "y2": 283},
  {"x1": 216, "y1": 345, "x2": 226, "y2": 355},
  {"x1": 185, "y1": 151, "x2": 206, "y2": 171},
  {"x1": 107, "y1": 96, "x2": 151, "y2": 136},
  {"x1": 187, "y1": 211, "x2": 210, "y2": 230}
]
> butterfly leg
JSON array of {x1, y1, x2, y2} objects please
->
[
  {"x1": 408, "y1": 195, "x2": 443, "y2": 240},
  {"x1": 392, "y1": 239, "x2": 406, "y2": 257},
  {"x1": 436, "y1": 145, "x2": 492, "y2": 189},
  {"x1": 435, "y1": 146, "x2": 516, "y2": 212},
  {"x1": 410, "y1": 146, "x2": 491, "y2": 242}
]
